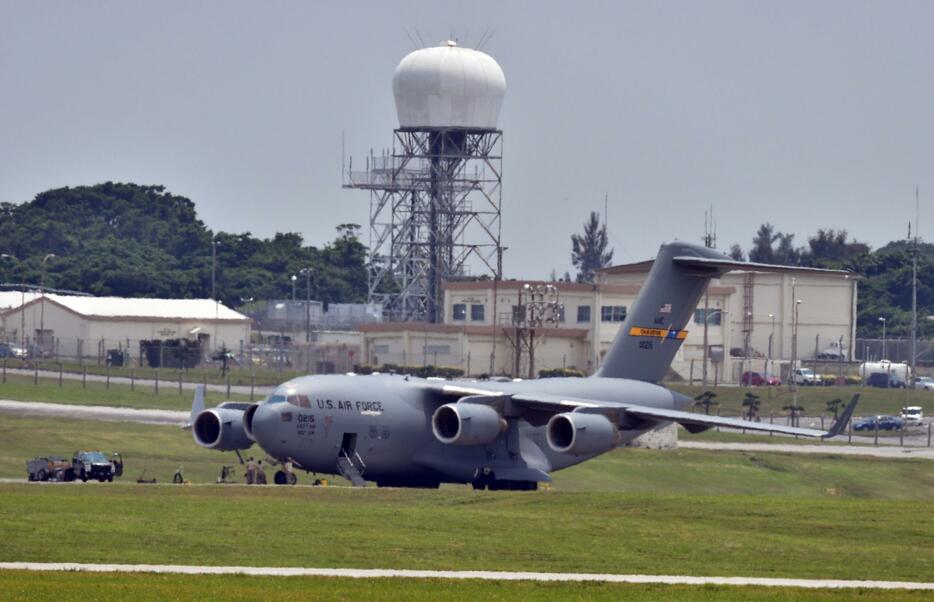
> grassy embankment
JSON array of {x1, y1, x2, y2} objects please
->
[
  {"x1": 0, "y1": 572, "x2": 928, "y2": 602},
  {"x1": 2, "y1": 357, "x2": 300, "y2": 387},
  {"x1": 0, "y1": 374, "x2": 251, "y2": 410}
]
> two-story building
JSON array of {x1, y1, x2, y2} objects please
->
[{"x1": 360, "y1": 257, "x2": 856, "y2": 383}]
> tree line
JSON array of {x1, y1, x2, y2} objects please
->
[{"x1": 0, "y1": 182, "x2": 367, "y2": 308}]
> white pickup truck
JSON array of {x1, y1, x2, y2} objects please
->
[{"x1": 793, "y1": 368, "x2": 821, "y2": 386}]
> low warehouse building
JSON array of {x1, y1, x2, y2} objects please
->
[{"x1": 0, "y1": 293, "x2": 251, "y2": 361}]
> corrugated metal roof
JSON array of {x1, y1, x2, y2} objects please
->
[{"x1": 2, "y1": 293, "x2": 248, "y2": 321}]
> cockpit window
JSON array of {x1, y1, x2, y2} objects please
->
[
  {"x1": 267, "y1": 395, "x2": 287, "y2": 404},
  {"x1": 287, "y1": 395, "x2": 311, "y2": 408}
]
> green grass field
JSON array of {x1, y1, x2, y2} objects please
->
[
  {"x1": 2, "y1": 415, "x2": 933, "y2": 598},
  {"x1": 0, "y1": 485, "x2": 932, "y2": 581},
  {"x1": 0, "y1": 571, "x2": 928, "y2": 601},
  {"x1": 0, "y1": 374, "x2": 250, "y2": 410},
  {"x1": 2, "y1": 415, "x2": 934, "y2": 497}
]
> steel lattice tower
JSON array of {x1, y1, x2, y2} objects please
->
[{"x1": 344, "y1": 42, "x2": 505, "y2": 323}]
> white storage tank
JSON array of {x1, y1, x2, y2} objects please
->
[{"x1": 392, "y1": 41, "x2": 506, "y2": 130}]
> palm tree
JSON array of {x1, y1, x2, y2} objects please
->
[
  {"x1": 825, "y1": 398, "x2": 844, "y2": 420},
  {"x1": 742, "y1": 392, "x2": 761, "y2": 421},
  {"x1": 782, "y1": 404, "x2": 805, "y2": 427},
  {"x1": 570, "y1": 211, "x2": 613, "y2": 283},
  {"x1": 693, "y1": 391, "x2": 719, "y2": 415}
]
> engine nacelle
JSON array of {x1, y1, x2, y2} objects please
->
[
  {"x1": 242, "y1": 403, "x2": 260, "y2": 442},
  {"x1": 432, "y1": 402, "x2": 507, "y2": 446},
  {"x1": 192, "y1": 408, "x2": 253, "y2": 451},
  {"x1": 546, "y1": 412, "x2": 619, "y2": 456}
]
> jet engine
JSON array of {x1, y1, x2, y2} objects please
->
[
  {"x1": 192, "y1": 408, "x2": 253, "y2": 451},
  {"x1": 546, "y1": 412, "x2": 619, "y2": 456},
  {"x1": 432, "y1": 402, "x2": 507, "y2": 446},
  {"x1": 242, "y1": 403, "x2": 260, "y2": 442}
]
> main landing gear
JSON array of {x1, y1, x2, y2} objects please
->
[{"x1": 471, "y1": 469, "x2": 538, "y2": 491}]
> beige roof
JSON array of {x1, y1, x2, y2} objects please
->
[
  {"x1": 3, "y1": 293, "x2": 248, "y2": 322},
  {"x1": 0, "y1": 291, "x2": 42, "y2": 310}
]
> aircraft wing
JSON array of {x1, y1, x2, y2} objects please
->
[{"x1": 508, "y1": 392, "x2": 858, "y2": 439}]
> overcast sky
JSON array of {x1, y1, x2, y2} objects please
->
[{"x1": 2, "y1": 1, "x2": 931, "y2": 278}]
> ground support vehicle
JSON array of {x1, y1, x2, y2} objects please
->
[
  {"x1": 26, "y1": 456, "x2": 74, "y2": 482},
  {"x1": 72, "y1": 451, "x2": 124, "y2": 482},
  {"x1": 900, "y1": 406, "x2": 924, "y2": 426}
]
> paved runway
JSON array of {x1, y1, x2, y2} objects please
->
[
  {"x1": 0, "y1": 562, "x2": 931, "y2": 590},
  {"x1": 0, "y1": 399, "x2": 187, "y2": 425},
  {"x1": 680, "y1": 440, "x2": 934, "y2": 460}
]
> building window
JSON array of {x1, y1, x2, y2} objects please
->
[
  {"x1": 423, "y1": 344, "x2": 451, "y2": 355},
  {"x1": 452, "y1": 303, "x2": 467, "y2": 321},
  {"x1": 694, "y1": 308, "x2": 722, "y2": 326},
  {"x1": 470, "y1": 304, "x2": 485, "y2": 322},
  {"x1": 577, "y1": 305, "x2": 591, "y2": 323},
  {"x1": 601, "y1": 306, "x2": 627, "y2": 322},
  {"x1": 556, "y1": 305, "x2": 566, "y2": 323},
  {"x1": 373, "y1": 344, "x2": 389, "y2": 354},
  {"x1": 512, "y1": 305, "x2": 526, "y2": 323}
]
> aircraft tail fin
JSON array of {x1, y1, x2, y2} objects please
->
[
  {"x1": 184, "y1": 385, "x2": 206, "y2": 430},
  {"x1": 595, "y1": 241, "x2": 732, "y2": 382},
  {"x1": 595, "y1": 242, "x2": 849, "y2": 382}
]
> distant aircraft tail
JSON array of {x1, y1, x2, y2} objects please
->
[
  {"x1": 596, "y1": 241, "x2": 847, "y2": 383},
  {"x1": 184, "y1": 385, "x2": 206, "y2": 430}
]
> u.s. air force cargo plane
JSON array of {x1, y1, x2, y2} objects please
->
[{"x1": 190, "y1": 241, "x2": 858, "y2": 490}]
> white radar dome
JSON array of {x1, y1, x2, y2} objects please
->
[{"x1": 392, "y1": 41, "x2": 506, "y2": 130}]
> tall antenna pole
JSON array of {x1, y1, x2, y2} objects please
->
[
  {"x1": 910, "y1": 186, "x2": 919, "y2": 389},
  {"x1": 702, "y1": 205, "x2": 715, "y2": 386}
]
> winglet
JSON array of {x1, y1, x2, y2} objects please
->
[
  {"x1": 823, "y1": 394, "x2": 859, "y2": 439},
  {"x1": 184, "y1": 385, "x2": 206, "y2": 430}
]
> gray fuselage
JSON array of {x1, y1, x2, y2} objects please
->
[{"x1": 248, "y1": 373, "x2": 685, "y2": 486}]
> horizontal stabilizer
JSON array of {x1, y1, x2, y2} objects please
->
[{"x1": 672, "y1": 256, "x2": 851, "y2": 278}]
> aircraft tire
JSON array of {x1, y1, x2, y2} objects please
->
[
  {"x1": 274, "y1": 470, "x2": 287, "y2": 485},
  {"x1": 287, "y1": 473, "x2": 297, "y2": 485}
]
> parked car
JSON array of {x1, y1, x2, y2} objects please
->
[
  {"x1": 913, "y1": 376, "x2": 934, "y2": 391},
  {"x1": 793, "y1": 368, "x2": 821, "y2": 386},
  {"x1": 854, "y1": 415, "x2": 904, "y2": 431},
  {"x1": 741, "y1": 371, "x2": 781, "y2": 386},
  {"x1": 900, "y1": 406, "x2": 924, "y2": 426},
  {"x1": 0, "y1": 342, "x2": 27, "y2": 358}
]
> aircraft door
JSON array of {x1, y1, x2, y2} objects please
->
[{"x1": 340, "y1": 433, "x2": 357, "y2": 456}]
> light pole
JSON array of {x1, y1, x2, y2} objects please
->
[
  {"x1": 768, "y1": 313, "x2": 775, "y2": 377},
  {"x1": 291, "y1": 275, "x2": 297, "y2": 301},
  {"x1": 300, "y1": 267, "x2": 313, "y2": 343},
  {"x1": 39, "y1": 254, "x2": 56, "y2": 349},
  {"x1": 744, "y1": 311, "x2": 752, "y2": 387},
  {"x1": 211, "y1": 239, "x2": 221, "y2": 300},
  {"x1": 878, "y1": 316, "x2": 886, "y2": 360}
]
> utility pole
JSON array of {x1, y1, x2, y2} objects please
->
[
  {"x1": 910, "y1": 186, "x2": 920, "y2": 389},
  {"x1": 211, "y1": 239, "x2": 220, "y2": 300},
  {"x1": 701, "y1": 206, "x2": 716, "y2": 386},
  {"x1": 300, "y1": 267, "x2": 313, "y2": 343},
  {"x1": 39, "y1": 253, "x2": 56, "y2": 348}
]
